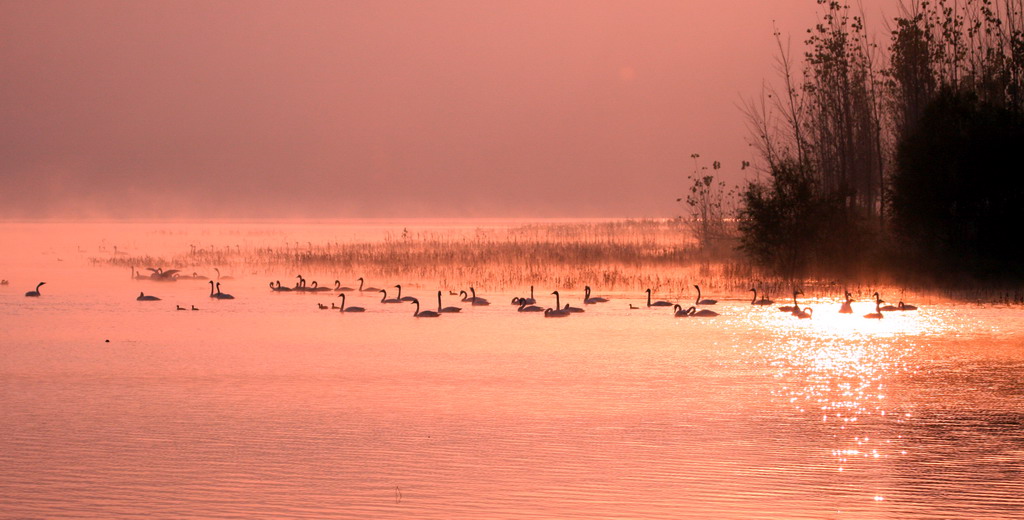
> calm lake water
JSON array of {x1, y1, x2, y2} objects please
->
[{"x1": 2, "y1": 221, "x2": 1022, "y2": 519}]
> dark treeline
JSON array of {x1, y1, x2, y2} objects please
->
[{"x1": 738, "y1": 0, "x2": 1024, "y2": 284}]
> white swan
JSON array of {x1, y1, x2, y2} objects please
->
[
  {"x1": 437, "y1": 291, "x2": 462, "y2": 313},
  {"x1": 24, "y1": 282, "x2": 45, "y2": 297},
  {"x1": 379, "y1": 289, "x2": 402, "y2": 304},
  {"x1": 779, "y1": 290, "x2": 801, "y2": 313},
  {"x1": 645, "y1": 288, "x2": 673, "y2": 307},
  {"x1": 395, "y1": 285, "x2": 417, "y2": 302},
  {"x1": 543, "y1": 307, "x2": 571, "y2": 318},
  {"x1": 864, "y1": 295, "x2": 884, "y2": 319},
  {"x1": 411, "y1": 298, "x2": 440, "y2": 317},
  {"x1": 750, "y1": 288, "x2": 773, "y2": 305},
  {"x1": 838, "y1": 291, "x2": 853, "y2": 313},
  {"x1": 338, "y1": 293, "x2": 365, "y2": 312},
  {"x1": 209, "y1": 281, "x2": 234, "y2": 299},
  {"x1": 517, "y1": 299, "x2": 544, "y2": 312},
  {"x1": 137, "y1": 292, "x2": 161, "y2": 301},
  {"x1": 690, "y1": 306, "x2": 720, "y2": 317},
  {"x1": 551, "y1": 291, "x2": 584, "y2": 313},
  {"x1": 584, "y1": 286, "x2": 609, "y2": 304},
  {"x1": 694, "y1": 285, "x2": 717, "y2": 305},
  {"x1": 357, "y1": 277, "x2": 381, "y2": 292}
]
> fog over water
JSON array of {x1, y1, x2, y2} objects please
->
[{"x1": 2, "y1": 0, "x2": 897, "y2": 219}]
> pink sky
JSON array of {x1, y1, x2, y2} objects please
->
[{"x1": 1, "y1": 0, "x2": 898, "y2": 219}]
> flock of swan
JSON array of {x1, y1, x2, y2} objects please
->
[{"x1": 14, "y1": 269, "x2": 919, "y2": 319}]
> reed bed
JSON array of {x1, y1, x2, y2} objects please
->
[
  {"x1": 98, "y1": 219, "x2": 761, "y2": 296},
  {"x1": 95, "y1": 219, "x2": 1024, "y2": 303}
]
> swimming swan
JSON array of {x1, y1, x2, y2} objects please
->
[
  {"x1": 338, "y1": 293, "x2": 365, "y2": 312},
  {"x1": 694, "y1": 285, "x2": 717, "y2": 305},
  {"x1": 645, "y1": 288, "x2": 673, "y2": 307},
  {"x1": 411, "y1": 297, "x2": 440, "y2": 317},
  {"x1": 24, "y1": 282, "x2": 45, "y2": 297}
]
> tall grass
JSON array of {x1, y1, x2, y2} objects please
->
[{"x1": 99, "y1": 219, "x2": 762, "y2": 296}]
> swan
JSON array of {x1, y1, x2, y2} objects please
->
[
  {"x1": 750, "y1": 288, "x2": 774, "y2": 305},
  {"x1": 270, "y1": 281, "x2": 292, "y2": 292},
  {"x1": 690, "y1": 306, "x2": 720, "y2": 317},
  {"x1": 411, "y1": 297, "x2": 440, "y2": 317},
  {"x1": 838, "y1": 291, "x2": 854, "y2": 313},
  {"x1": 517, "y1": 298, "x2": 544, "y2": 312},
  {"x1": 209, "y1": 281, "x2": 234, "y2": 299},
  {"x1": 214, "y1": 267, "x2": 234, "y2": 280},
  {"x1": 794, "y1": 306, "x2": 813, "y2": 319},
  {"x1": 379, "y1": 289, "x2": 402, "y2": 304},
  {"x1": 875, "y1": 293, "x2": 900, "y2": 311},
  {"x1": 551, "y1": 291, "x2": 584, "y2": 313},
  {"x1": 694, "y1": 285, "x2": 717, "y2": 305},
  {"x1": 357, "y1": 277, "x2": 381, "y2": 292},
  {"x1": 131, "y1": 266, "x2": 147, "y2": 280},
  {"x1": 898, "y1": 301, "x2": 918, "y2": 311},
  {"x1": 584, "y1": 286, "x2": 609, "y2": 304},
  {"x1": 334, "y1": 280, "x2": 355, "y2": 292},
  {"x1": 24, "y1": 282, "x2": 45, "y2": 297},
  {"x1": 394, "y1": 285, "x2": 417, "y2": 302},
  {"x1": 437, "y1": 291, "x2": 462, "y2": 313},
  {"x1": 189, "y1": 272, "x2": 209, "y2": 280},
  {"x1": 512, "y1": 286, "x2": 537, "y2": 305},
  {"x1": 338, "y1": 293, "x2": 365, "y2": 312},
  {"x1": 544, "y1": 307, "x2": 570, "y2": 318},
  {"x1": 779, "y1": 290, "x2": 801, "y2": 313},
  {"x1": 294, "y1": 275, "x2": 309, "y2": 292},
  {"x1": 864, "y1": 295, "x2": 884, "y2": 319},
  {"x1": 645, "y1": 288, "x2": 673, "y2": 307},
  {"x1": 673, "y1": 304, "x2": 690, "y2": 317},
  {"x1": 467, "y1": 287, "x2": 490, "y2": 306},
  {"x1": 309, "y1": 281, "x2": 331, "y2": 292},
  {"x1": 137, "y1": 292, "x2": 161, "y2": 301}
]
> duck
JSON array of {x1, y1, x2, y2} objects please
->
[
  {"x1": 137, "y1": 292, "x2": 161, "y2": 301},
  {"x1": 24, "y1": 282, "x2": 45, "y2": 297},
  {"x1": 176, "y1": 305, "x2": 187, "y2": 311}
]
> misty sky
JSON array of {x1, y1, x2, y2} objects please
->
[{"x1": 1, "y1": 0, "x2": 896, "y2": 219}]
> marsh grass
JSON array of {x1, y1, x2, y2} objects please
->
[
  {"x1": 98, "y1": 219, "x2": 761, "y2": 296},
  {"x1": 95, "y1": 219, "x2": 1022, "y2": 302}
]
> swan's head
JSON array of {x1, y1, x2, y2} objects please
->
[{"x1": 410, "y1": 298, "x2": 419, "y2": 305}]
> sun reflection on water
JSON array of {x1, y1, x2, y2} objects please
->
[{"x1": 745, "y1": 299, "x2": 958, "y2": 484}]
